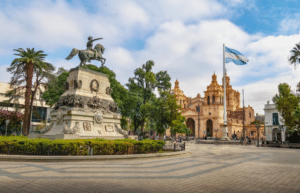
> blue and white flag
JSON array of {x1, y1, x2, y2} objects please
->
[{"x1": 225, "y1": 47, "x2": 248, "y2": 65}]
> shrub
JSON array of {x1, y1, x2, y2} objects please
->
[{"x1": 0, "y1": 136, "x2": 165, "y2": 155}]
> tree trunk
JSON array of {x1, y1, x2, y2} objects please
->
[
  {"x1": 140, "y1": 121, "x2": 144, "y2": 134},
  {"x1": 23, "y1": 62, "x2": 34, "y2": 136},
  {"x1": 159, "y1": 134, "x2": 164, "y2": 140},
  {"x1": 27, "y1": 85, "x2": 38, "y2": 133}
]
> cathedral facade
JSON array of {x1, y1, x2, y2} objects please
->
[{"x1": 167, "y1": 73, "x2": 262, "y2": 139}]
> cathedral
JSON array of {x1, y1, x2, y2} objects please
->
[{"x1": 166, "y1": 73, "x2": 263, "y2": 139}]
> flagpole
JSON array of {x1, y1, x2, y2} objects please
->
[
  {"x1": 243, "y1": 89, "x2": 245, "y2": 138},
  {"x1": 221, "y1": 43, "x2": 229, "y2": 140},
  {"x1": 223, "y1": 43, "x2": 226, "y2": 126}
]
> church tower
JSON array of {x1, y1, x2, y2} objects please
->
[
  {"x1": 204, "y1": 73, "x2": 223, "y2": 105},
  {"x1": 222, "y1": 74, "x2": 241, "y2": 111},
  {"x1": 172, "y1": 79, "x2": 188, "y2": 109}
]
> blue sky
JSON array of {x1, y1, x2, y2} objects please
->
[{"x1": 1, "y1": 0, "x2": 300, "y2": 114}]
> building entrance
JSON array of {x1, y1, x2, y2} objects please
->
[
  {"x1": 206, "y1": 119, "x2": 213, "y2": 137},
  {"x1": 186, "y1": 118, "x2": 195, "y2": 137}
]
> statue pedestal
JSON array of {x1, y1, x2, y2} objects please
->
[
  {"x1": 37, "y1": 67, "x2": 128, "y2": 140},
  {"x1": 220, "y1": 125, "x2": 230, "y2": 141}
]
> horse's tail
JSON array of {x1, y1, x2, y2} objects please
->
[{"x1": 66, "y1": 48, "x2": 79, "y2": 60}]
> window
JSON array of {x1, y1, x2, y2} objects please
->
[
  {"x1": 32, "y1": 107, "x2": 47, "y2": 123},
  {"x1": 249, "y1": 112, "x2": 251, "y2": 118},
  {"x1": 212, "y1": 95, "x2": 215, "y2": 103},
  {"x1": 272, "y1": 113, "x2": 279, "y2": 125},
  {"x1": 207, "y1": 96, "x2": 210, "y2": 105},
  {"x1": 196, "y1": 107, "x2": 200, "y2": 112}
]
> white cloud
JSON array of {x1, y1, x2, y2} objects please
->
[
  {"x1": 116, "y1": 1, "x2": 149, "y2": 26},
  {"x1": 279, "y1": 14, "x2": 300, "y2": 35},
  {"x1": 106, "y1": 47, "x2": 134, "y2": 68}
]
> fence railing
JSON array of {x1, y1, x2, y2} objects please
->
[{"x1": 163, "y1": 142, "x2": 185, "y2": 152}]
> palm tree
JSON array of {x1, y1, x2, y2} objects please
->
[
  {"x1": 288, "y1": 42, "x2": 300, "y2": 68},
  {"x1": 7, "y1": 48, "x2": 51, "y2": 135}
]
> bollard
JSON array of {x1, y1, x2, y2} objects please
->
[
  {"x1": 174, "y1": 143, "x2": 176, "y2": 152},
  {"x1": 88, "y1": 145, "x2": 91, "y2": 156}
]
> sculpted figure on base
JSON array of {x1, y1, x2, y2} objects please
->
[{"x1": 66, "y1": 36, "x2": 106, "y2": 67}]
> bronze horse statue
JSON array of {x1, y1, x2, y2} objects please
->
[{"x1": 66, "y1": 44, "x2": 106, "y2": 67}]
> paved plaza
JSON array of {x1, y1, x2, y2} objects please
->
[{"x1": 0, "y1": 144, "x2": 300, "y2": 193}]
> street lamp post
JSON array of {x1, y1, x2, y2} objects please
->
[
  {"x1": 278, "y1": 125, "x2": 283, "y2": 145},
  {"x1": 196, "y1": 103, "x2": 200, "y2": 139},
  {"x1": 5, "y1": 119, "x2": 9, "y2": 136},
  {"x1": 20, "y1": 121, "x2": 24, "y2": 136},
  {"x1": 255, "y1": 122, "x2": 261, "y2": 147}
]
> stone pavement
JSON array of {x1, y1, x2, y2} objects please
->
[{"x1": 0, "y1": 143, "x2": 300, "y2": 193}]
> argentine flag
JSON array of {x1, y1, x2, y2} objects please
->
[{"x1": 225, "y1": 47, "x2": 248, "y2": 65}]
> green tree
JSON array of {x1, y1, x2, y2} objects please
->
[
  {"x1": 126, "y1": 60, "x2": 173, "y2": 136},
  {"x1": 170, "y1": 114, "x2": 188, "y2": 140},
  {"x1": 151, "y1": 89, "x2": 187, "y2": 140},
  {"x1": 42, "y1": 68, "x2": 69, "y2": 107},
  {"x1": 126, "y1": 61, "x2": 157, "y2": 134},
  {"x1": 292, "y1": 106, "x2": 300, "y2": 132},
  {"x1": 7, "y1": 48, "x2": 52, "y2": 135},
  {"x1": 272, "y1": 83, "x2": 299, "y2": 131},
  {"x1": 288, "y1": 42, "x2": 300, "y2": 68}
]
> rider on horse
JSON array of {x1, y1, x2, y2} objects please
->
[{"x1": 87, "y1": 36, "x2": 102, "y2": 61}]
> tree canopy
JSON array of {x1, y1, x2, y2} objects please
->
[
  {"x1": 42, "y1": 68, "x2": 70, "y2": 107},
  {"x1": 272, "y1": 83, "x2": 299, "y2": 132},
  {"x1": 288, "y1": 42, "x2": 300, "y2": 68},
  {"x1": 7, "y1": 48, "x2": 53, "y2": 135}
]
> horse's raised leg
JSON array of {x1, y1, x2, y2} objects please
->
[{"x1": 98, "y1": 57, "x2": 106, "y2": 67}]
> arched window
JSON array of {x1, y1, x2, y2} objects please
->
[
  {"x1": 212, "y1": 95, "x2": 215, "y2": 104},
  {"x1": 207, "y1": 96, "x2": 210, "y2": 105}
]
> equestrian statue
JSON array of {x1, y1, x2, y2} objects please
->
[{"x1": 66, "y1": 36, "x2": 106, "y2": 67}]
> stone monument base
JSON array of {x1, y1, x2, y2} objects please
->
[
  {"x1": 220, "y1": 125, "x2": 230, "y2": 141},
  {"x1": 33, "y1": 67, "x2": 129, "y2": 140}
]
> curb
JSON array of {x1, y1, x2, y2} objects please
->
[{"x1": 0, "y1": 151, "x2": 191, "y2": 162}]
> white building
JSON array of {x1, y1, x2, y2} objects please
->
[
  {"x1": 264, "y1": 101, "x2": 286, "y2": 142},
  {"x1": 0, "y1": 82, "x2": 52, "y2": 131}
]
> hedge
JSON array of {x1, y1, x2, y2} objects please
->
[{"x1": 0, "y1": 136, "x2": 165, "y2": 155}]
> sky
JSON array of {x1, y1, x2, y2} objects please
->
[{"x1": 1, "y1": 0, "x2": 300, "y2": 114}]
